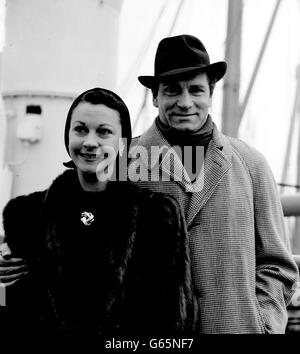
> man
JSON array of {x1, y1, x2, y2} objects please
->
[
  {"x1": 1, "y1": 34, "x2": 299, "y2": 334},
  {"x1": 128, "y1": 34, "x2": 298, "y2": 333}
]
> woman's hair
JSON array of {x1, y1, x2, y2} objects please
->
[
  {"x1": 64, "y1": 87, "x2": 132, "y2": 154},
  {"x1": 63, "y1": 88, "x2": 132, "y2": 168}
]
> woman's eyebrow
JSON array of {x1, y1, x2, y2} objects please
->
[{"x1": 97, "y1": 123, "x2": 113, "y2": 127}]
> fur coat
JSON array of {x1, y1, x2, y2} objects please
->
[{"x1": 2, "y1": 169, "x2": 196, "y2": 337}]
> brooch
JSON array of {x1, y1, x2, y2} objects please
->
[{"x1": 80, "y1": 211, "x2": 95, "y2": 226}]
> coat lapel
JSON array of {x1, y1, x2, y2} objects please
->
[
  {"x1": 132, "y1": 121, "x2": 233, "y2": 225},
  {"x1": 186, "y1": 128, "x2": 232, "y2": 224},
  {"x1": 132, "y1": 120, "x2": 203, "y2": 191}
]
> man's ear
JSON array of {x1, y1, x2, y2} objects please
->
[{"x1": 153, "y1": 96, "x2": 158, "y2": 107}]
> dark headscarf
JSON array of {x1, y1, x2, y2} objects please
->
[{"x1": 63, "y1": 87, "x2": 132, "y2": 168}]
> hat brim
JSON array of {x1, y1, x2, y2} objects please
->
[{"x1": 138, "y1": 61, "x2": 227, "y2": 89}]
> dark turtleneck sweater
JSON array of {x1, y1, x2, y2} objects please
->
[{"x1": 155, "y1": 115, "x2": 214, "y2": 182}]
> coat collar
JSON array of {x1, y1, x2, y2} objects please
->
[
  {"x1": 132, "y1": 118, "x2": 233, "y2": 224},
  {"x1": 186, "y1": 125, "x2": 232, "y2": 224},
  {"x1": 131, "y1": 120, "x2": 203, "y2": 192}
]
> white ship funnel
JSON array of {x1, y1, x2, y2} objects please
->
[{"x1": 1, "y1": 0, "x2": 123, "y2": 197}]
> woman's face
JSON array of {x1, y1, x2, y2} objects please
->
[{"x1": 69, "y1": 102, "x2": 122, "y2": 176}]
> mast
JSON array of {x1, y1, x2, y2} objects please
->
[
  {"x1": 239, "y1": 0, "x2": 282, "y2": 122},
  {"x1": 281, "y1": 65, "x2": 300, "y2": 192},
  {"x1": 222, "y1": 0, "x2": 282, "y2": 137},
  {"x1": 221, "y1": 0, "x2": 243, "y2": 137},
  {"x1": 292, "y1": 65, "x2": 300, "y2": 253}
]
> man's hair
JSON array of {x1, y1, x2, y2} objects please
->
[{"x1": 151, "y1": 71, "x2": 216, "y2": 97}]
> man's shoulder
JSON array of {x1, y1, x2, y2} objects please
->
[
  {"x1": 225, "y1": 134, "x2": 269, "y2": 166},
  {"x1": 131, "y1": 135, "x2": 141, "y2": 143},
  {"x1": 129, "y1": 120, "x2": 162, "y2": 150},
  {"x1": 218, "y1": 133, "x2": 277, "y2": 184},
  {"x1": 130, "y1": 136, "x2": 141, "y2": 148}
]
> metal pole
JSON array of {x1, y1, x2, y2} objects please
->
[
  {"x1": 0, "y1": 54, "x2": 5, "y2": 169},
  {"x1": 133, "y1": 87, "x2": 149, "y2": 132},
  {"x1": 168, "y1": 0, "x2": 185, "y2": 35},
  {"x1": 133, "y1": 0, "x2": 186, "y2": 133},
  {"x1": 239, "y1": 0, "x2": 282, "y2": 122},
  {"x1": 292, "y1": 65, "x2": 300, "y2": 254},
  {"x1": 119, "y1": 0, "x2": 170, "y2": 96},
  {"x1": 280, "y1": 65, "x2": 300, "y2": 193},
  {"x1": 221, "y1": 0, "x2": 243, "y2": 137},
  {"x1": 281, "y1": 194, "x2": 300, "y2": 217}
]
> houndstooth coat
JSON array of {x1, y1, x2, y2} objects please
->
[{"x1": 129, "y1": 120, "x2": 299, "y2": 334}]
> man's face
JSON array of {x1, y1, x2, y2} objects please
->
[{"x1": 154, "y1": 72, "x2": 212, "y2": 133}]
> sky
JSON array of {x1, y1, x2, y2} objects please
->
[
  {"x1": 118, "y1": 0, "x2": 300, "y2": 186},
  {"x1": 1, "y1": 0, "x2": 300, "y2": 186}
]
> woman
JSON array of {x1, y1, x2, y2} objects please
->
[{"x1": 1, "y1": 88, "x2": 195, "y2": 337}]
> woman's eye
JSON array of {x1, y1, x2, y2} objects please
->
[
  {"x1": 98, "y1": 128, "x2": 112, "y2": 135},
  {"x1": 74, "y1": 126, "x2": 87, "y2": 133}
]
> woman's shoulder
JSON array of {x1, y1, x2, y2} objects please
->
[
  {"x1": 2, "y1": 190, "x2": 48, "y2": 255},
  {"x1": 3, "y1": 169, "x2": 77, "y2": 215},
  {"x1": 4, "y1": 190, "x2": 47, "y2": 216},
  {"x1": 3, "y1": 190, "x2": 47, "y2": 235}
]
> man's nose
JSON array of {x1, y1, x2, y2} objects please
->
[
  {"x1": 176, "y1": 91, "x2": 193, "y2": 110},
  {"x1": 83, "y1": 132, "x2": 99, "y2": 148}
]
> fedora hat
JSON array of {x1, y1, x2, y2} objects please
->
[{"x1": 138, "y1": 34, "x2": 227, "y2": 89}]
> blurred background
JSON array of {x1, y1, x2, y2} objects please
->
[{"x1": 1, "y1": 0, "x2": 300, "y2": 253}]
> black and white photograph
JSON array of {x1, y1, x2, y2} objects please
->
[{"x1": 0, "y1": 0, "x2": 300, "y2": 348}]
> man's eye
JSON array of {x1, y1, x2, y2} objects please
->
[
  {"x1": 165, "y1": 88, "x2": 179, "y2": 96},
  {"x1": 190, "y1": 88, "x2": 205, "y2": 95}
]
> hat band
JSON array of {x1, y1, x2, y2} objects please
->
[{"x1": 156, "y1": 65, "x2": 210, "y2": 77}]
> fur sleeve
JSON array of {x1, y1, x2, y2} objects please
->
[
  {"x1": 2, "y1": 191, "x2": 46, "y2": 259},
  {"x1": 136, "y1": 191, "x2": 196, "y2": 334},
  {"x1": 152, "y1": 193, "x2": 196, "y2": 332}
]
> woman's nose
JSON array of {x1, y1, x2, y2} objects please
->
[
  {"x1": 83, "y1": 132, "x2": 99, "y2": 149},
  {"x1": 176, "y1": 91, "x2": 193, "y2": 110}
]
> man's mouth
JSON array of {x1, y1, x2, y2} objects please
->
[{"x1": 171, "y1": 113, "x2": 197, "y2": 117}]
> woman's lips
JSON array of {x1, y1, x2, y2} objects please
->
[{"x1": 79, "y1": 153, "x2": 101, "y2": 161}]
